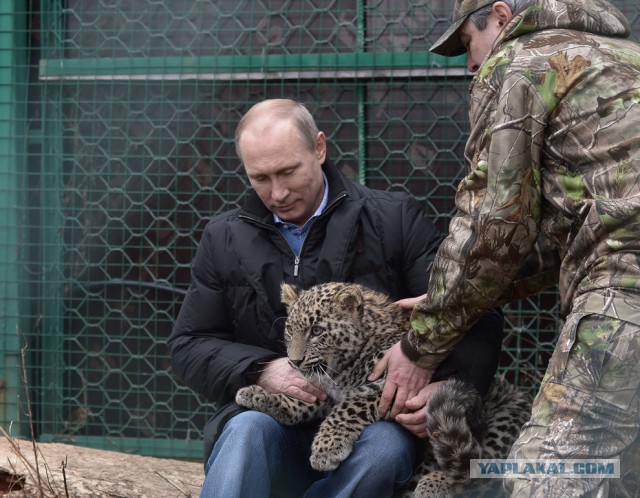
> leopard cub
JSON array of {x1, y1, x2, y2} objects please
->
[{"x1": 236, "y1": 282, "x2": 531, "y2": 497}]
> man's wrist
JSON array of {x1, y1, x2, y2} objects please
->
[
  {"x1": 400, "y1": 332, "x2": 447, "y2": 370},
  {"x1": 400, "y1": 332, "x2": 423, "y2": 362}
]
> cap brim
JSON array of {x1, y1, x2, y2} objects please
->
[{"x1": 429, "y1": 15, "x2": 468, "y2": 57}]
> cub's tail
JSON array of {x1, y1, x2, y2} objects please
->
[
  {"x1": 426, "y1": 379, "x2": 486, "y2": 485},
  {"x1": 414, "y1": 379, "x2": 533, "y2": 497}
]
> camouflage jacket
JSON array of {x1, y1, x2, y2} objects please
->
[{"x1": 404, "y1": 0, "x2": 640, "y2": 368}]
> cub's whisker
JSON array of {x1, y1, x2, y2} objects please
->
[{"x1": 317, "y1": 365, "x2": 338, "y2": 386}]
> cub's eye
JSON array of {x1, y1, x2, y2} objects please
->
[{"x1": 310, "y1": 324, "x2": 324, "y2": 336}]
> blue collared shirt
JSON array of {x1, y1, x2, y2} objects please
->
[{"x1": 274, "y1": 173, "x2": 329, "y2": 256}]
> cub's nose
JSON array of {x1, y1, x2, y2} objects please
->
[{"x1": 288, "y1": 358, "x2": 303, "y2": 368}]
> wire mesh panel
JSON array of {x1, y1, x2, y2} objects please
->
[{"x1": 6, "y1": 0, "x2": 639, "y2": 459}]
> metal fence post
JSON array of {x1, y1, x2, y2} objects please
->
[{"x1": 0, "y1": 0, "x2": 28, "y2": 431}]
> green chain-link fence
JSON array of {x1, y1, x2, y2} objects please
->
[{"x1": 1, "y1": 0, "x2": 638, "y2": 460}]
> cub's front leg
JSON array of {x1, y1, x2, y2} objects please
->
[
  {"x1": 310, "y1": 383, "x2": 382, "y2": 471},
  {"x1": 235, "y1": 385, "x2": 325, "y2": 425}
]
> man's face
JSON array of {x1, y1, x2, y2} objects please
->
[
  {"x1": 239, "y1": 118, "x2": 327, "y2": 227},
  {"x1": 460, "y1": 8, "x2": 507, "y2": 73}
]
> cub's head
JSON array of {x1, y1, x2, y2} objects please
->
[{"x1": 281, "y1": 282, "x2": 369, "y2": 387}]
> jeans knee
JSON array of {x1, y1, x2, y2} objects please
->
[
  {"x1": 355, "y1": 422, "x2": 419, "y2": 475},
  {"x1": 222, "y1": 410, "x2": 283, "y2": 440},
  {"x1": 206, "y1": 411, "x2": 284, "y2": 473}
]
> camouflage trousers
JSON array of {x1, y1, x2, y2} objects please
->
[{"x1": 506, "y1": 290, "x2": 640, "y2": 498}]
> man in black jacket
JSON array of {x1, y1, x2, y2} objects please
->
[{"x1": 168, "y1": 99, "x2": 504, "y2": 498}]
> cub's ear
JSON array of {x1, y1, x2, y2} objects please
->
[
  {"x1": 333, "y1": 285, "x2": 364, "y2": 319},
  {"x1": 281, "y1": 282, "x2": 300, "y2": 309}
]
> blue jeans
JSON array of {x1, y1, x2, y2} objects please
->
[{"x1": 199, "y1": 410, "x2": 420, "y2": 498}]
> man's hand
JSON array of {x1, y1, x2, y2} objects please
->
[
  {"x1": 394, "y1": 293, "x2": 427, "y2": 310},
  {"x1": 368, "y1": 341, "x2": 435, "y2": 419},
  {"x1": 257, "y1": 357, "x2": 327, "y2": 403},
  {"x1": 395, "y1": 381, "x2": 444, "y2": 438}
]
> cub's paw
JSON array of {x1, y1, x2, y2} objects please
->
[
  {"x1": 310, "y1": 437, "x2": 354, "y2": 472},
  {"x1": 235, "y1": 385, "x2": 270, "y2": 411},
  {"x1": 236, "y1": 386, "x2": 319, "y2": 425},
  {"x1": 414, "y1": 470, "x2": 452, "y2": 498}
]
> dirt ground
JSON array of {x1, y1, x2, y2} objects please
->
[{"x1": 0, "y1": 436, "x2": 203, "y2": 497}]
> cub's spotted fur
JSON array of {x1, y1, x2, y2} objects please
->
[{"x1": 236, "y1": 282, "x2": 532, "y2": 497}]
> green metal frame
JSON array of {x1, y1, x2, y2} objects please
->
[
  {"x1": 39, "y1": 52, "x2": 467, "y2": 81},
  {"x1": 0, "y1": 0, "x2": 28, "y2": 433},
  {"x1": 37, "y1": 434, "x2": 197, "y2": 459},
  {"x1": 37, "y1": 0, "x2": 66, "y2": 438}
]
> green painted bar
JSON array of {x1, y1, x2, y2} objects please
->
[
  {"x1": 39, "y1": 52, "x2": 467, "y2": 80},
  {"x1": 38, "y1": 434, "x2": 202, "y2": 460},
  {"x1": 0, "y1": 0, "x2": 26, "y2": 428}
]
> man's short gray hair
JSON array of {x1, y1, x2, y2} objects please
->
[{"x1": 234, "y1": 99, "x2": 319, "y2": 163}]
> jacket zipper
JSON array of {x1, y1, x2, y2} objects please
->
[
  {"x1": 238, "y1": 192, "x2": 348, "y2": 279},
  {"x1": 293, "y1": 256, "x2": 300, "y2": 277}
]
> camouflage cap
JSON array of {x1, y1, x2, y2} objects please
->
[{"x1": 430, "y1": 0, "x2": 495, "y2": 56}]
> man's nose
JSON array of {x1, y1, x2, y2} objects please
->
[{"x1": 271, "y1": 180, "x2": 289, "y2": 201}]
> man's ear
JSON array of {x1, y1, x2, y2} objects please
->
[
  {"x1": 315, "y1": 131, "x2": 327, "y2": 163},
  {"x1": 492, "y1": 1, "x2": 513, "y2": 27}
]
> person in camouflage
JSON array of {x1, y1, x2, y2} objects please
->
[{"x1": 369, "y1": 0, "x2": 640, "y2": 496}]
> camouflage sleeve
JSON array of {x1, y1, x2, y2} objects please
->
[
  {"x1": 496, "y1": 232, "x2": 560, "y2": 303},
  {"x1": 403, "y1": 71, "x2": 551, "y2": 369}
]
